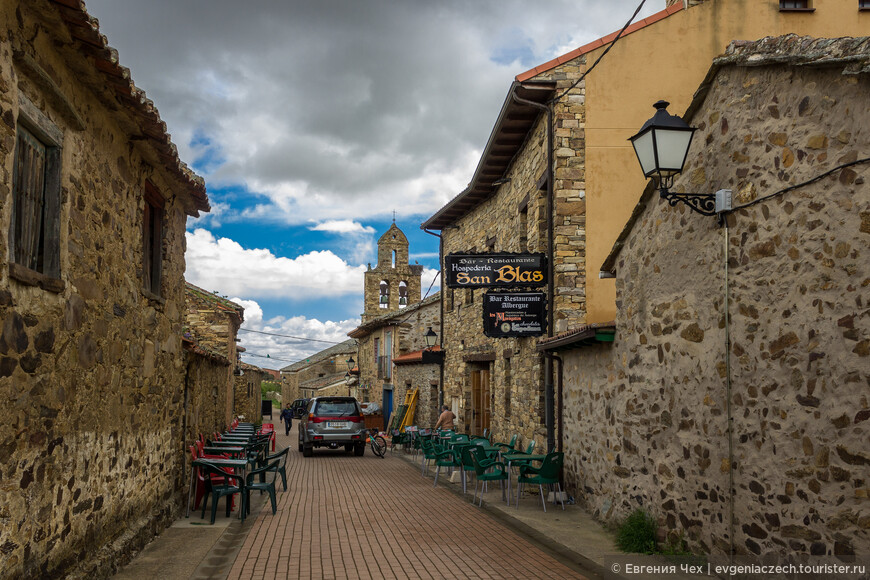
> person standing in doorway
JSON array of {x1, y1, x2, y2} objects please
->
[
  {"x1": 280, "y1": 404, "x2": 293, "y2": 436},
  {"x1": 434, "y1": 404, "x2": 455, "y2": 431}
]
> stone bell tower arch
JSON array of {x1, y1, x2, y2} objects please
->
[{"x1": 363, "y1": 222, "x2": 423, "y2": 322}]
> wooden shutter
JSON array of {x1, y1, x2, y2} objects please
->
[{"x1": 12, "y1": 127, "x2": 47, "y2": 271}]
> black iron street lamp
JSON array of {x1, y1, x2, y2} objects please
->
[
  {"x1": 424, "y1": 327, "x2": 437, "y2": 349},
  {"x1": 345, "y1": 356, "x2": 355, "y2": 371},
  {"x1": 629, "y1": 100, "x2": 731, "y2": 223}
]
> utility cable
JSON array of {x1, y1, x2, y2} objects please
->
[
  {"x1": 731, "y1": 157, "x2": 870, "y2": 212},
  {"x1": 548, "y1": 0, "x2": 647, "y2": 105},
  {"x1": 237, "y1": 328, "x2": 345, "y2": 344}
]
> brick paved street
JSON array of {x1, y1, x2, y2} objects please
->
[{"x1": 227, "y1": 426, "x2": 588, "y2": 580}]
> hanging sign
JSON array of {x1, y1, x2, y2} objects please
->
[
  {"x1": 483, "y1": 292, "x2": 547, "y2": 338},
  {"x1": 445, "y1": 253, "x2": 547, "y2": 288}
]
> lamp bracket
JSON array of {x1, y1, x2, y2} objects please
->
[{"x1": 659, "y1": 188, "x2": 732, "y2": 225}]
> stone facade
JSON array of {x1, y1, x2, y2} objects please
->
[
  {"x1": 235, "y1": 362, "x2": 267, "y2": 423},
  {"x1": 362, "y1": 223, "x2": 423, "y2": 323},
  {"x1": 280, "y1": 339, "x2": 356, "y2": 403},
  {"x1": 561, "y1": 36, "x2": 870, "y2": 557},
  {"x1": 184, "y1": 282, "x2": 243, "y2": 426},
  {"x1": 349, "y1": 294, "x2": 441, "y2": 429},
  {"x1": 0, "y1": 2, "x2": 209, "y2": 577},
  {"x1": 392, "y1": 353, "x2": 441, "y2": 429}
]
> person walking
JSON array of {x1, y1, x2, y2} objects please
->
[
  {"x1": 434, "y1": 404, "x2": 455, "y2": 431},
  {"x1": 280, "y1": 404, "x2": 294, "y2": 436}
]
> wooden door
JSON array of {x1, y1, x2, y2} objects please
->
[{"x1": 471, "y1": 368, "x2": 491, "y2": 436}]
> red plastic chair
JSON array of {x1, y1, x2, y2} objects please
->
[{"x1": 260, "y1": 423, "x2": 275, "y2": 451}]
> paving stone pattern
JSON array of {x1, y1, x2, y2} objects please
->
[{"x1": 228, "y1": 430, "x2": 586, "y2": 580}]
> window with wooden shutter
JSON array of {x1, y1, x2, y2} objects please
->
[
  {"x1": 9, "y1": 98, "x2": 63, "y2": 290},
  {"x1": 143, "y1": 182, "x2": 165, "y2": 296}
]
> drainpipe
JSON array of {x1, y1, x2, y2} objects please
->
[
  {"x1": 724, "y1": 220, "x2": 735, "y2": 560},
  {"x1": 512, "y1": 89, "x2": 555, "y2": 453},
  {"x1": 423, "y1": 228, "x2": 444, "y2": 409}
]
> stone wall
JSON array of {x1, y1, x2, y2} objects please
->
[
  {"x1": 234, "y1": 365, "x2": 265, "y2": 423},
  {"x1": 352, "y1": 296, "x2": 440, "y2": 412},
  {"x1": 391, "y1": 364, "x2": 440, "y2": 429},
  {"x1": 562, "y1": 45, "x2": 869, "y2": 557},
  {"x1": 0, "y1": 2, "x2": 206, "y2": 577},
  {"x1": 183, "y1": 352, "x2": 231, "y2": 446},
  {"x1": 440, "y1": 107, "x2": 565, "y2": 448}
]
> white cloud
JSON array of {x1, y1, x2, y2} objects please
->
[
  {"x1": 309, "y1": 220, "x2": 375, "y2": 235},
  {"x1": 185, "y1": 228, "x2": 365, "y2": 299},
  {"x1": 228, "y1": 298, "x2": 360, "y2": 370},
  {"x1": 84, "y1": 0, "x2": 656, "y2": 226}
]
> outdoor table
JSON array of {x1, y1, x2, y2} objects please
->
[
  {"x1": 187, "y1": 456, "x2": 252, "y2": 519},
  {"x1": 503, "y1": 453, "x2": 546, "y2": 504},
  {"x1": 203, "y1": 446, "x2": 244, "y2": 457}
]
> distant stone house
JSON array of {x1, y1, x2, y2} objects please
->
[
  {"x1": 549, "y1": 35, "x2": 870, "y2": 557},
  {"x1": 349, "y1": 293, "x2": 442, "y2": 431},
  {"x1": 0, "y1": 1, "x2": 209, "y2": 578},
  {"x1": 421, "y1": 0, "x2": 870, "y2": 455},
  {"x1": 236, "y1": 361, "x2": 268, "y2": 422},
  {"x1": 280, "y1": 338, "x2": 357, "y2": 403}
]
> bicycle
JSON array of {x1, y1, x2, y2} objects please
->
[{"x1": 367, "y1": 428, "x2": 387, "y2": 458}]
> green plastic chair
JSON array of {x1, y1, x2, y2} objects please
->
[
  {"x1": 258, "y1": 446, "x2": 289, "y2": 491},
  {"x1": 420, "y1": 436, "x2": 439, "y2": 476},
  {"x1": 516, "y1": 452, "x2": 564, "y2": 512},
  {"x1": 199, "y1": 461, "x2": 246, "y2": 524},
  {"x1": 470, "y1": 447, "x2": 508, "y2": 507},
  {"x1": 495, "y1": 434, "x2": 518, "y2": 453},
  {"x1": 432, "y1": 447, "x2": 461, "y2": 488},
  {"x1": 245, "y1": 459, "x2": 279, "y2": 516}
]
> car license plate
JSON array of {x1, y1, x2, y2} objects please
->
[{"x1": 327, "y1": 421, "x2": 346, "y2": 429}]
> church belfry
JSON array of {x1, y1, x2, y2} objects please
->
[{"x1": 363, "y1": 223, "x2": 423, "y2": 322}]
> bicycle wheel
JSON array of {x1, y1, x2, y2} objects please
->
[{"x1": 371, "y1": 435, "x2": 387, "y2": 458}]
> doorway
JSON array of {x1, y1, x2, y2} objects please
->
[
  {"x1": 470, "y1": 367, "x2": 491, "y2": 436},
  {"x1": 382, "y1": 386, "x2": 393, "y2": 432}
]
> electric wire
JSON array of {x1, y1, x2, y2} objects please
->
[
  {"x1": 237, "y1": 328, "x2": 344, "y2": 344},
  {"x1": 548, "y1": 0, "x2": 647, "y2": 105},
  {"x1": 730, "y1": 157, "x2": 870, "y2": 212}
]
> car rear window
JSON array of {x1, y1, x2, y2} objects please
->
[{"x1": 314, "y1": 399, "x2": 358, "y2": 416}]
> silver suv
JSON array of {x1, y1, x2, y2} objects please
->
[{"x1": 298, "y1": 396, "x2": 368, "y2": 457}]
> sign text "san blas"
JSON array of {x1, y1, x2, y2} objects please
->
[{"x1": 445, "y1": 253, "x2": 547, "y2": 288}]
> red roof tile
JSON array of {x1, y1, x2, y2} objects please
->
[{"x1": 516, "y1": 3, "x2": 683, "y2": 82}]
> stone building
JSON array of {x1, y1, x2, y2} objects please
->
[
  {"x1": 235, "y1": 361, "x2": 268, "y2": 423},
  {"x1": 362, "y1": 222, "x2": 423, "y2": 323},
  {"x1": 279, "y1": 338, "x2": 357, "y2": 403},
  {"x1": 421, "y1": 0, "x2": 869, "y2": 453},
  {"x1": 0, "y1": 1, "x2": 210, "y2": 577},
  {"x1": 348, "y1": 293, "x2": 442, "y2": 431},
  {"x1": 183, "y1": 282, "x2": 244, "y2": 427},
  {"x1": 547, "y1": 35, "x2": 870, "y2": 557}
]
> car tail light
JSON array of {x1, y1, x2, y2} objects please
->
[
  {"x1": 346, "y1": 416, "x2": 363, "y2": 423},
  {"x1": 351, "y1": 435, "x2": 360, "y2": 440},
  {"x1": 313, "y1": 436, "x2": 323, "y2": 440}
]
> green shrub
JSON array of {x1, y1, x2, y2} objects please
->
[{"x1": 616, "y1": 509, "x2": 658, "y2": 554}]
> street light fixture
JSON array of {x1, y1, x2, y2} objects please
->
[
  {"x1": 345, "y1": 356, "x2": 355, "y2": 371},
  {"x1": 424, "y1": 327, "x2": 437, "y2": 349},
  {"x1": 629, "y1": 100, "x2": 731, "y2": 223}
]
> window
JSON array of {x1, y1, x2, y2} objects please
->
[
  {"x1": 143, "y1": 182, "x2": 164, "y2": 296},
  {"x1": 861, "y1": 0, "x2": 870, "y2": 9},
  {"x1": 518, "y1": 204, "x2": 529, "y2": 252},
  {"x1": 10, "y1": 96, "x2": 63, "y2": 287},
  {"x1": 398, "y1": 280, "x2": 408, "y2": 307},
  {"x1": 779, "y1": 0, "x2": 812, "y2": 9},
  {"x1": 379, "y1": 280, "x2": 389, "y2": 309}
]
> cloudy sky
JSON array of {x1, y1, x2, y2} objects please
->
[{"x1": 85, "y1": 0, "x2": 661, "y2": 369}]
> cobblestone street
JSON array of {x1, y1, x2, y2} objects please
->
[{"x1": 225, "y1": 427, "x2": 589, "y2": 580}]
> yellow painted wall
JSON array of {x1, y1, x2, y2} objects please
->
[{"x1": 584, "y1": 0, "x2": 870, "y2": 323}]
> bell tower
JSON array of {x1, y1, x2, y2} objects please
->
[{"x1": 363, "y1": 222, "x2": 423, "y2": 322}]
